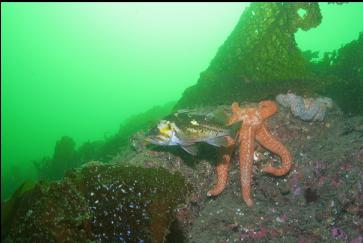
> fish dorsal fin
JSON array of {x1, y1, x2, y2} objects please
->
[
  {"x1": 206, "y1": 136, "x2": 228, "y2": 147},
  {"x1": 181, "y1": 144, "x2": 198, "y2": 156}
]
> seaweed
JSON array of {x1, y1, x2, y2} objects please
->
[
  {"x1": 33, "y1": 136, "x2": 78, "y2": 180},
  {"x1": 31, "y1": 102, "x2": 176, "y2": 182},
  {"x1": 309, "y1": 32, "x2": 363, "y2": 115}
]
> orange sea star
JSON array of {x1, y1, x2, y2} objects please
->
[{"x1": 207, "y1": 100, "x2": 292, "y2": 207}]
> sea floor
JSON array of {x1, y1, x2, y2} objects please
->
[
  {"x1": 119, "y1": 102, "x2": 363, "y2": 242},
  {"x1": 3, "y1": 102, "x2": 363, "y2": 242}
]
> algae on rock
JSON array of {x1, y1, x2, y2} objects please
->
[
  {"x1": 307, "y1": 32, "x2": 363, "y2": 115},
  {"x1": 2, "y1": 162, "x2": 191, "y2": 243},
  {"x1": 326, "y1": 32, "x2": 363, "y2": 115},
  {"x1": 33, "y1": 136, "x2": 78, "y2": 181}
]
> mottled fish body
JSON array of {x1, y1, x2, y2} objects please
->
[{"x1": 145, "y1": 106, "x2": 233, "y2": 155}]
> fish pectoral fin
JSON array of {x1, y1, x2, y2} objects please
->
[
  {"x1": 206, "y1": 136, "x2": 228, "y2": 147},
  {"x1": 181, "y1": 144, "x2": 198, "y2": 156}
]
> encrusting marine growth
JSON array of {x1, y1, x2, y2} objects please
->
[{"x1": 208, "y1": 100, "x2": 292, "y2": 207}]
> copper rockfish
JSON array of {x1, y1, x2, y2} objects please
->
[{"x1": 144, "y1": 106, "x2": 234, "y2": 155}]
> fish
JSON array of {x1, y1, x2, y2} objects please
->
[{"x1": 144, "y1": 106, "x2": 235, "y2": 155}]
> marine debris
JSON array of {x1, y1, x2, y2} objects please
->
[
  {"x1": 175, "y1": 2, "x2": 323, "y2": 109},
  {"x1": 175, "y1": 3, "x2": 362, "y2": 117}
]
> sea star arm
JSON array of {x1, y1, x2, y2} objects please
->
[
  {"x1": 239, "y1": 125, "x2": 255, "y2": 207},
  {"x1": 207, "y1": 136, "x2": 235, "y2": 196},
  {"x1": 228, "y1": 102, "x2": 247, "y2": 126},
  {"x1": 256, "y1": 123, "x2": 292, "y2": 176},
  {"x1": 258, "y1": 100, "x2": 278, "y2": 120}
]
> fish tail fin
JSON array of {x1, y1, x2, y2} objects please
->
[{"x1": 206, "y1": 136, "x2": 229, "y2": 147}]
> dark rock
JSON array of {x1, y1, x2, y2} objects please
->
[
  {"x1": 2, "y1": 162, "x2": 191, "y2": 243},
  {"x1": 304, "y1": 188, "x2": 319, "y2": 203},
  {"x1": 278, "y1": 181, "x2": 290, "y2": 195}
]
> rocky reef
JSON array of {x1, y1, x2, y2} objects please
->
[
  {"x1": 3, "y1": 3, "x2": 362, "y2": 242},
  {"x1": 119, "y1": 102, "x2": 362, "y2": 242},
  {"x1": 3, "y1": 101, "x2": 362, "y2": 242},
  {"x1": 2, "y1": 163, "x2": 191, "y2": 242}
]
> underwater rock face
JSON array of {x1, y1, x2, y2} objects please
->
[
  {"x1": 2, "y1": 162, "x2": 191, "y2": 243},
  {"x1": 117, "y1": 102, "x2": 362, "y2": 242},
  {"x1": 3, "y1": 103, "x2": 362, "y2": 243},
  {"x1": 175, "y1": 102, "x2": 362, "y2": 242},
  {"x1": 2, "y1": 179, "x2": 91, "y2": 242},
  {"x1": 175, "y1": 2, "x2": 323, "y2": 109}
]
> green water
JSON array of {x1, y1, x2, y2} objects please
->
[{"x1": 1, "y1": 3, "x2": 362, "y2": 200}]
